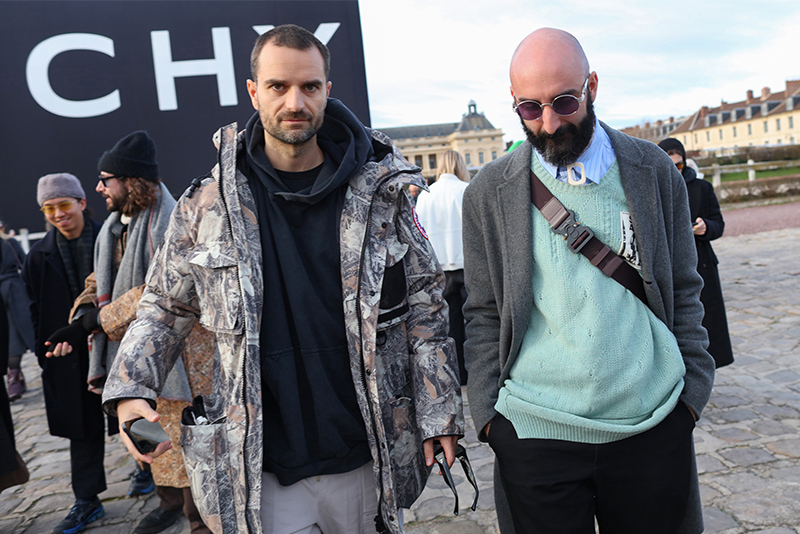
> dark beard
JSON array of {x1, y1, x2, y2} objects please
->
[
  {"x1": 263, "y1": 110, "x2": 323, "y2": 146},
  {"x1": 523, "y1": 97, "x2": 596, "y2": 166}
]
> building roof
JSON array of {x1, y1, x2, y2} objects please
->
[
  {"x1": 377, "y1": 101, "x2": 498, "y2": 140},
  {"x1": 670, "y1": 79, "x2": 800, "y2": 135},
  {"x1": 378, "y1": 122, "x2": 458, "y2": 140}
]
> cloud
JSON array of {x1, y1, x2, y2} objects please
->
[{"x1": 360, "y1": 0, "x2": 800, "y2": 141}]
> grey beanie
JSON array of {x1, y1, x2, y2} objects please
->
[
  {"x1": 37, "y1": 173, "x2": 86, "y2": 206},
  {"x1": 98, "y1": 130, "x2": 159, "y2": 181}
]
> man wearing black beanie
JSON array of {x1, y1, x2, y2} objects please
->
[{"x1": 47, "y1": 131, "x2": 213, "y2": 534}]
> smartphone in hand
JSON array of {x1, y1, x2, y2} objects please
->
[{"x1": 123, "y1": 419, "x2": 170, "y2": 454}]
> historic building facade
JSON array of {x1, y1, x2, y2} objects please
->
[
  {"x1": 378, "y1": 101, "x2": 504, "y2": 178},
  {"x1": 623, "y1": 79, "x2": 800, "y2": 155}
]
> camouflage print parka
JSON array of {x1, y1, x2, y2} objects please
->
[{"x1": 102, "y1": 121, "x2": 464, "y2": 534}]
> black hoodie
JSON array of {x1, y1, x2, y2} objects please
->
[{"x1": 241, "y1": 98, "x2": 376, "y2": 485}]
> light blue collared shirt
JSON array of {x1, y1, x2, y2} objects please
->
[{"x1": 533, "y1": 118, "x2": 616, "y2": 185}]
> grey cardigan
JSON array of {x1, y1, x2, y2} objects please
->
[{"x1": 462, "y1": 123, "x2": 715, "y2": 531}]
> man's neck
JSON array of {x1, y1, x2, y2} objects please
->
[{"x1": 263, "y1": 134, "x2": 325, "y2": 172}]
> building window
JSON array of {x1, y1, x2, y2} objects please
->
[
  {"x1": 748, "y1": 124, "x2": 752, "y2": 135},
  {"x1": 791, "y1": 137, "x2": 795, "y2": 144},
  {"x1": 776, "y1": 118, "x2": 781, "y2": 131},
  {"x1": 719, "y1": 129, "x2": 723, "y2": 140},
  {"x1": 790, "y1": 117, "x2": 794, "y2": 129},
  {"x1": 429, "y1": 154, "x2": 437, "y2": 170},
  {"x1": 465, "y1": 153, "x2": 471, "y2": 165},
  {"x1": 706, "y1": 131, "x2": 710, "y2": 141},
  {"x1": 479, "y1": 152, "x2": 485, "y2": 165},
  {"x1": 492, "y1": 150, "x2": 497, "y2": 160},
  {"x1": 694, "y1": 134, "x2": 698, "y2": 143},
  {"x1": 683, "y1": 135, "x2": 688, "y2": 145},
  {"x1": 733, "y1": 126, "x2": 737, "y2": 138},
  {"x1": 414, "y1": 155, "x2": 422, "y2": 168},
  {"x1": 764, "y1": 121, "x2": 768, "y2": 133}
]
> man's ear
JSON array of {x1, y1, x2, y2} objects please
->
[{"x1": 246, "y1": 79, "x2": 259, "y2": 110}]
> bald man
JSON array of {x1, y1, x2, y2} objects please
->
[{"x1": 462, "y1": 28, "x2": 715, "y2": 533}]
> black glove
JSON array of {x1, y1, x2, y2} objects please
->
[
  {"x1": 79, "y1": 307, "x2": 101, "y2": 332},
  {"x1": 46, "y1": 320, "x2": 90, "y2": 350}
]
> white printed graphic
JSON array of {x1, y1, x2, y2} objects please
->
[{"x1": 618, "y1": 212, "x2": 641, "y2": 269}]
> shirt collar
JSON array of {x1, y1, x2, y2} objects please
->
[{"x1": 533, "y1": 118, "x2": 616, "y2": 184}]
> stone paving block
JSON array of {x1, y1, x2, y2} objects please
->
[
  {"x1": 465, "y1": 444, "x2": 493, "y2": 461},
  {"x1": 427, "y1": 471, "x2": 464, "y2": 490},
  {"x1": 710, "y1": 471, "x2": 772, "y2": 493},
  {"x1": 721, "y1": 485, "x2": 800, "y2": 527},
  {"x1": 749, "y1": 419, "x2": 796, "y2": 436},
  {"x1": 709, "y1": 395, "x2": 748, "y2": 408},
  {"x1": 719, "y1": 447, "x2": 777, "y2": 466},
  {"x1": 29, "y1": 457, "x2": 73, "y2": 478},
  {"x1": 434, "y1": 520, "x2": 486, "y2": 534},
  {"x1": 768, "y1": 465, "x2": 800, "y2": 484},
  {"x1": 766, "y1": 438, "x2": 800, "y2": 458},
  {"x1": 411, "y1": 496, "x2": 458, "y2": 522},
  {"x1": 702, "y1": 506, "x2": 739, "y2": 533},
  {"x1": 28, "y1": 492, "x2": 77, "y2": 515},
  {"x1": 766, "y1": 370, "x2": 800, "y2": 384},
  {"x1": 0, "y1": 517, "x2": 24, "y2": 533},
  {"x1": 474, "y1": 462, "x2": 493, "y2": 483},
  {"x1": 757, "y1": 404, "x2": 800, "y2": 419},
  {"x1": 712, "y1": 427, "x2": 759, "y2": 443},
  {"x1": 715, "y1": 408, "x2": 760, "y2": 423},
  {"x1": 20, "y1": 509, "x2": 70, "y2": 534},
  {"x1": 697, "y1": 454, "x2": 727, "y2": 473},
  {"x1": 699, "y1": 484, "x2": 722, "y2": 501},
  {"x1": 0, "y1": 494, "x2": 23, "y2": 517}
]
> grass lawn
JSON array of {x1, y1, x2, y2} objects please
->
[{"x1": 718, "y1": 167, "x2": 800, "y2": 182}]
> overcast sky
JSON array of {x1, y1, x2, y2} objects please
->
[{"x1": 358, "y1": 0, "x2": 800, "y2": 146}]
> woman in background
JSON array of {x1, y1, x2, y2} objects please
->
[
  {"x1": 658, "y1": 138, "x2": 734, "y2": 368},
  {"x1": 415, "y1": 150, "x2": 471, "y2": 384}
]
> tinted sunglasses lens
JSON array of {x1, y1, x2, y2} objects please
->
[
  {"x1": 517, "y1": 101, "x2": 543, "y2": 120},
  {"x1": 552, "y1": 94, "x2": 581, "y2": 116}
]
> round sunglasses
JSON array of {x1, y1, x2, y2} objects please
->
[{"x1": 513, "y1": 77, "x2": 589, "y2": 121}]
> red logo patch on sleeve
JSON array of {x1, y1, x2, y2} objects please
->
[{"x1": 412, "y1": 207, "x2": 429, "y2": 240}]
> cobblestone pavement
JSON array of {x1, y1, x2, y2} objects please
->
[{"x1": 3, "y1": 223, "x2": 800, "y2": 534}]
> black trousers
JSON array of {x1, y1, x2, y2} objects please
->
[
  {"x1": 489, "y1": 404, "x2": 695, "y2": 534},
  {"x1": 443, "y1": 269, "x2": 467, "y2": 385},
  {"x1": 70, "y1": 430, "x2": 107, "y2": 500}
]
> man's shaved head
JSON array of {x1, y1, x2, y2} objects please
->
[{"x1": 510, "y1": 28, "x2": 590, "y2": 91}]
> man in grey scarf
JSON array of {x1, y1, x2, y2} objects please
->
[{"x1": 47, "y1": 131, "x2": 207, "y2": 534}]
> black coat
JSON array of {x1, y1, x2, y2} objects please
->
[
  {"x1": 684, "y1": 167, "x2": 734, "y2": 368},
  {"x1": 21, "y1": 220, "x2": 116, "y2": 439},
  {"x1": 0, "y1": 241, "x2": 17, "y2": 479}
]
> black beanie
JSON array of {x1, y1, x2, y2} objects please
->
[
  {"x1": 98, "y1": 130, "x2": 159, "y2": 181},
  {"x1": 657, "y1": 137, "x2": 686, "y2": 163}
]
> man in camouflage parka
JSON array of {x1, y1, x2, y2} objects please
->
[{"x1": 102, "y1": 24, "x2": 463, "y2": 534}]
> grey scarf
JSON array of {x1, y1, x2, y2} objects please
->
[{"x1": 88, "y1": 182, "x2": 191, "y2": 401}]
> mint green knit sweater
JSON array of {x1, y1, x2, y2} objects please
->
[{"x1": 495, "y1": 158, "x2": 686, "y2": 444}]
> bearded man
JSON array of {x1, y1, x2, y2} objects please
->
[
  {"x1": 462, "y1": 28, "x2": 715, "y2": 534},
  {"x1": 47, "y1": 131, "x2": 212, "y2": 534},
  {"x1": 100, "y1": 24, "x2": 462, "y2": 534}
]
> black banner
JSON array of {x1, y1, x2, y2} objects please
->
[{"x1": 0, "y1": 0, "x2": 369, "y2": 232}]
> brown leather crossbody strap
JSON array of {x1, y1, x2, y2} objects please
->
[{"x1": 529, "y1": 171, "x2": 647, "y2": 305}]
